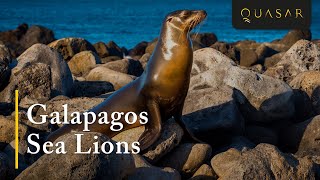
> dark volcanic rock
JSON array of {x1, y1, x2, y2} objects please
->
[
  {"x1": 93, "y1": 41, "x2": 123, "y2": 59},
  {"x1": 191, "y1": 33, "x2": 218, "y2": 47},
  {"x1": 105, "y1": 41, "x2": 123, "y2": 58},
  {"x1": 0, "y1": 24, "x2": 28, "y2": 57},
  {"x1": 129, "y1": 41, "x2": 148, "y2": 56},
  {"x1": 0, "y1": 152, "x2": 14, "y2": 180},
  {"x1": 279, "y1": 29, "x2": 312, "y2": 48},
  {"x1": 71, "y1": 81, "x2": 114, "y2": 97},
  {"x1": 210, "y1": 42, "x2": 240, "y2": 62},
  {"x1": 0, "y1": 24, "x2": 55, "y2": 58},
  {"x1": 48, "y1": 37, "x2": 97, "y2": 61},
  {"x1": 19, "y1": 25, "x2": 55, "y2": 50},
  {"x1": 0, "y1": 44, "x2": 12, "y2": 91},
  {"x1": 245, "y1": 126, "x2": 278, "y2": 145}
]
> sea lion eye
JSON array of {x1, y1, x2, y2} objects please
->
[
  {"x1": 167, "y1": 17, "x2": 173, "y2": 22},
  {"x1": 181, "y1": 11, "x2": 191, "y2": 17}
]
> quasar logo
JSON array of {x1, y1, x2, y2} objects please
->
[
  {"x1": 232, "y1": 0, "x2": 311, "y2": 29},
  {"x1": 241, "y1": 8, "x2": 251, "y2": 23}
]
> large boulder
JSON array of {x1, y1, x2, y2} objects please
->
[
  {"x1": 182, "y1": 86, "x2": 244, "y2": 144},
  {"x1": 93, "y1": 41, "x2": 123, "y2": 59},
  {"x1": 103, "y1": 58, "x2": 144, "y2": 77},
  {"x1": 0, "y1": 44, "x2": 12, "y2": 90},
  {"x1": 68, "y1": 51, "x2": 101, "y2": 76},
  {"x1": 15, "y1": 132, "x2": 137, "y2": 180},
  {"x1": 265, "y1": 40, "x2": 320, "y2": 83},
  {"x1": 0, "y1": 24, "x2": 55, "y2": 57},
  {"x1": 0, "y1": 63, "x2": 52, "y2": 108},
  {"x1": 279, "y1": 29, "x2": 312, "y2": 48},
  {"x1": 86, "y1": 66, "x2": 136, "y2": 90},
  {"x1": 14, "y1": 44, "x2": 73, "y2": 97},
  {"x1": 190, "y1": 48, "x2": 295, "y2": 123},
  {"x1": 48, "y1": 38, "x2": 96, "y2": 61},
  {"x1": 19, "y1": 25, "x2": 55, "y2": 50},
  {"x1": 0, "y1": 24, "x2": 28, "y2": 57},
  {"x1": 290, "y1": 71, "x2": 320, "y2": 114},
  {"x1": 211, "y1": 144, "x2": 319, "y2": 180},
  {"x1": 158, "y1": 143, "x2": 212, "y2": 178}
]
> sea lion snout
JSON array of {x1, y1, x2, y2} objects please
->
[{"x1": 165, "y1": 10, "x2": 207, "y2": 31}]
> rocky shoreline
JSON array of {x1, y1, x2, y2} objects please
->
[{"x1": 0, "y1": 24, "x2": 320, "y2": 179}]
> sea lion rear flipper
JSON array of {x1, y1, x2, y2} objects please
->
[{"x1": 138, "y1": 102, "x2": 162, "y2": 151}]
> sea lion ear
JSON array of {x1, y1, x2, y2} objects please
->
[{"x1": 166, "y1": 17, "x2": 173, "y2": 22}]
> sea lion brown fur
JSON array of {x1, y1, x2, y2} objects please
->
[{"x1": 47, "y1": 10, "x2": 207, "y2": 151}]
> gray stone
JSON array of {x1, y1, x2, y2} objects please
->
[
  {"x1": 14, "y1": 43, "x2": 73, "y2": 97},
  {"x1": 182, "y1": 86, "x2": 244, "y2": 144},
  {"x1": 265, "y1": 40, "x2": 320, "y2": 83},
  {"x1": 190, "y1": 48, "x2": 295, "y2": 123}
]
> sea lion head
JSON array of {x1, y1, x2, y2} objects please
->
[{"x1": 165, "y1": 10, "x2": 207, "y2": 32}]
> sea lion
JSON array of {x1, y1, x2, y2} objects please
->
[{"x1": 47, "y1": 10, "x2": 207, "y2": 151}]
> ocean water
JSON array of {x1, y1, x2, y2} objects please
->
[{"x1": 0, "y1": 0, "x2": 319, "y2": 49}]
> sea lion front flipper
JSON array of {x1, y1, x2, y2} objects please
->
[{"x1": 138, "y1": 102, "x2": 162, "y2": 151}]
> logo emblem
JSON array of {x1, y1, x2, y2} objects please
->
[{"x1": 232, "y1": 0, "x2": 311, "y2": 29}]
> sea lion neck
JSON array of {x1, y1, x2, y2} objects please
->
[
  {"x1": 159, "y1": 23, "x2": 190, "y2": 47},
  {"x1": 153, "y1": 24, "x2": 191, "y2": 63}
]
